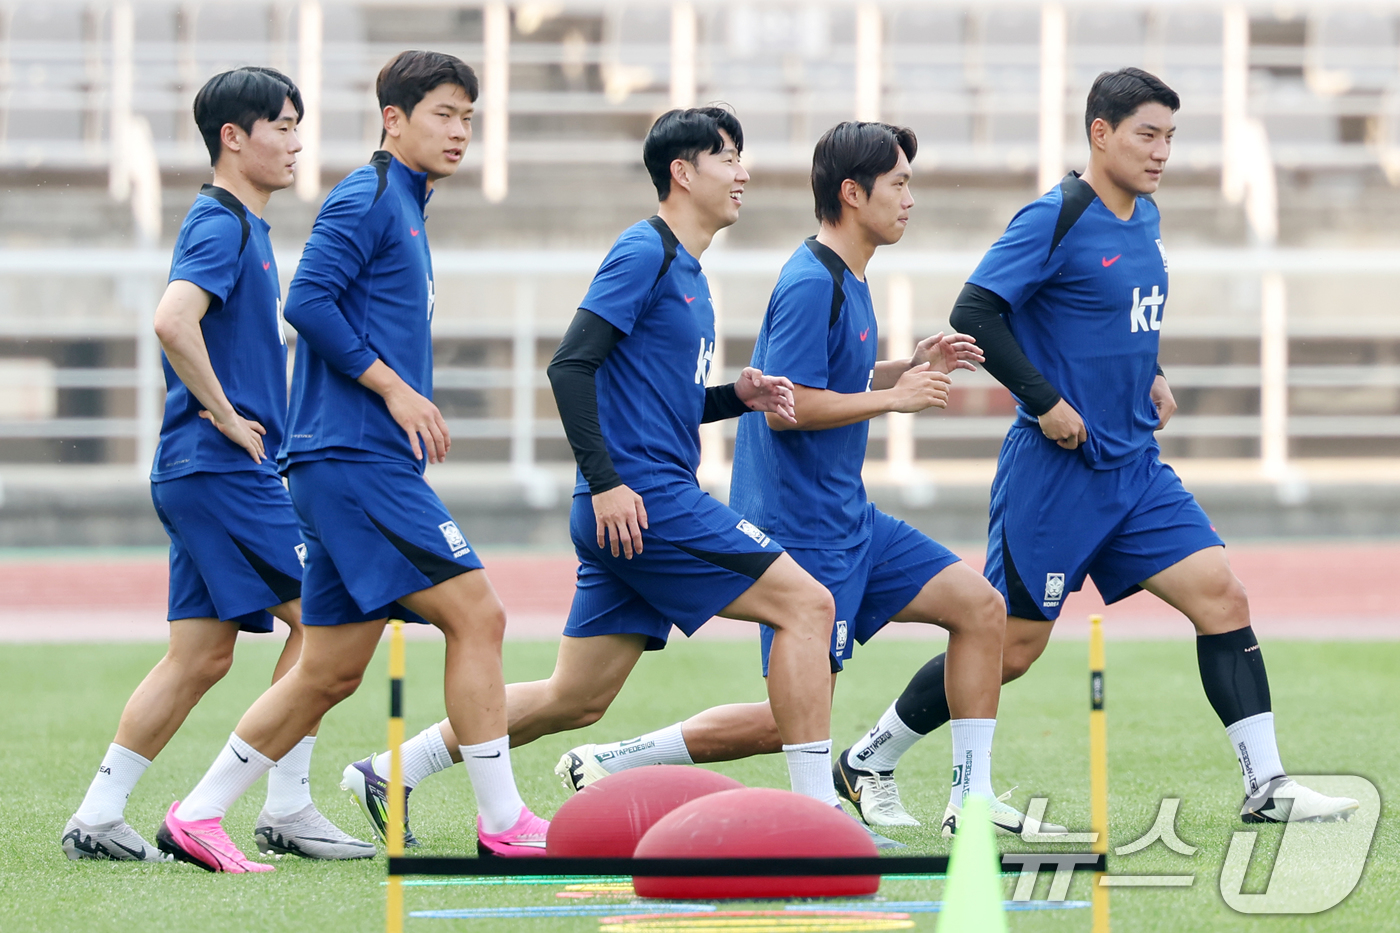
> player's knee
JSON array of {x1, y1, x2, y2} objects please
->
[
  {"x1": 1001, "y1": 640, "x2": 1043, "y2": 683},
  {"x1": 970, "y1": 586, "x2": 1007, "y2": 639},
  {"x1": 1219, "y1": 575, "x2": 1250, "y2": 624},
  {"x1": 185, "y1": 649, "x2": 235, "y2": 690},
  {"x1": 792, "y1": 583, "x2": 836, "y2": 636}
]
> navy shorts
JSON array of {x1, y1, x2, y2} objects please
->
[
  {"x1": 984, "y1": 427, "x2": 1224, "y2": 622},
  {"x1": 759, "y1": 505, "x2": 960, "y2": 675},
  {"x1": 286, "y1": 459, "x2": 485, "y2": 626},
  {"x1": 562, "y1": 481, "x2": 784, "y2": 650},
  {"x1": 151, "y1": 470, "x2": 304, "y2": 633}
]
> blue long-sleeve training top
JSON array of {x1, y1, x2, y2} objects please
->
[{"x1": 279, "y1": 150, "x2": 437, "y2": 471}]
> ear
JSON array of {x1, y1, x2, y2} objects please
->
[
  {"x1": 1088, "y1": 116, "x2": 1111, "y2": 153},
  {"x1": 382, "y1": 105, "x2": 405, "y2": 140},
  {"x1": 669, "y1": 158, "x2": 692, "y2": 195},
  {"x1": 839, "y1": 177, "x2": 865, "y2": 211},
  {"x1": 219, "y1": 122, "x2": 244, "y2": 156}
]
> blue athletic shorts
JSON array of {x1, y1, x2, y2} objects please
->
[
  {"x1": 286, "y1": 459, "x2": 485, "y2": 626},
  {"x1": 562, "y1": 482, "x2": 784, "y2": 650},
  {"x1": 984, "y1": 426, "x2": 1224, "y2": 622},
  {"x1": 759, "y1": 505, "x2": 960, "y2": 675},
  {"x1": 151, "y1": 470, "x2": 304, "y2": 633}
]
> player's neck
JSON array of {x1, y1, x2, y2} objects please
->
[
  {"x1": 381, "y1": 140, "x2": 438, "y2": 191},
  {"x1": 655, "y1": 202, "x2": 719, "y2": 258},
  {"x1": 815, "y1": 223, "x2": 876, "y2": 281},
  {"x1": 1079, "y1": 163, "x2": 1137, "y2": 220},
  {"x1": 210, "y1": 166, "x2": 271, "y2": 218}
]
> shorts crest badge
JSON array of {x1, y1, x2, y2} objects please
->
[
  {"x1": 1043, "y1": 572, "x2": 1065, "y2": 607},
  {"x1": 439, "y1": 521, "x2": 471, "y2": 558},
  {"x1": 294, "y1": 543, "x2": 307, "y2": 568},
  {"x1": 835, "y1": 619, "x2": 848, "y2": 652}
]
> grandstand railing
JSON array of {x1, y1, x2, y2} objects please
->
[{"x1": 1, "y1": 246, "x2": 1398, "y2": 491}]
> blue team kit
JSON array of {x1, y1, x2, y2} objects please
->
[
  {"x1": 735, "y1": 239, "x2": 960, "y2": 672},
  {"x1": 280, "y1": 151, "x2": 482, "y2": 626},
  {"x1": 153, "y1": 185, "x2": 303, "y2": 631},
  {"x1": 562, "y1": 217, "x2": 783, "y2": 648},
  {"x1": 971, "y1": 174, "x2": 1221, "y2": 620}
]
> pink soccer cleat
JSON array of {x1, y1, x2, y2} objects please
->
[
  {"x1": 476, "y1": 806, "x2": 550, "y2": 857},
  {"x1": 155, "y1": 801, "x2": 274, "y2": 873}
]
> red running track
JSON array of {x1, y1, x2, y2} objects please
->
[{"x1": 2, "y1": 543, "x2": 1397, "y2": 642}]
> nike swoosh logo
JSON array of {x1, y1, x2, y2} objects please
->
[
  {"x1": 472, "y1": 751, "x2": 502, "y2": 759},
  {"x1": 262, "y1": 262, "x2": 271, "y2": 270},
  {"x1": 112, "y1": 839, "x2": 147, "y2": 860},
  {"x1": 684, "y1": 295, "x2": 697, "y2": 304},
  {"x1": 411, "y1": 228, "x2": 420, "y2": 236},
  {"x1": 1102, "y1": 254, "x2": 1121, "y2": 267},
  {"x1": 859, "y1": 328, "x2": 870, "y2": 341},
  {"x1": 232, "y1": 746, "x2": 249, "y2": 763},
  {"x1": 800, "y1": 749, "x2": 830, "y2": 754},
  {"x1": 841, "y1": 771, "x2": 862, "y2": 803}
]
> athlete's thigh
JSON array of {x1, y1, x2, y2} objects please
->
[
  {"x1": 296, "y1": 617, "x2": 386, "y2": 680},
  {"x1": 890, "y1": 560, "x2": 998, "y2": 627},
  {"x1": 719, "y1": 551, "x2": 828, "y2": 625},
  {"x1": 166, "y1": 616, "x2": 241, "y2": 665},
  {"x1": 398, "y1": 567, "x2": 505, "y2": 637},
  {"x1": 548, "y1": 633, "x2": 649, "y2": 703},
  {"x1": 861, "y1": 510, "x2": 965, "y2": 628},
  {"x1": 1137, "y1": 545, "x2": 1246, "y2": 630}
]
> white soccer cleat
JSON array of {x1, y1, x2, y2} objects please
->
[
  {"x1": 1241, "y1": 776, "x2": 1360, "y2": 824},
  {"x1": 61, "y1": 816, "x2": 169, "y2": 862},
  {"x1": 832, "y1": 747, "x2": 920, "y2": 827},
  {"x1": 941, "y1": 789, "x2": 1068, "y2": 837},
  {"x1": 254, "y1": 804, "x2": 376, "y2": 860},
  {"x1": 554, "y1": 744, "x2": 612, "y2": 792}
]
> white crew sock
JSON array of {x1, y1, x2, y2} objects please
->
[
  {"x1": 175, "y1": 733, "x2": 275, "y2": 822},
  {"x1": 591, "y1": 724, "x2": 694, "y2": 773},
  {"x1": 374, "y1": 724, "x2": 457, "y2": 790},
  {"x1": 1226, "y1": 712, "x2": 1285, "y2": 796},
  {"x1": 460, "y1": 736, "x2": 526, "y2": 835},
  {"x1": 263, "y1": 735, "x2": 316, "y2": 819},
  {"x1": 847, "y1": 701, "x2": 924, "y2": 774},
  {"x1": 948, "y1": 719, "x2": 997, "y2": 808},
  {"x1": 74, "y1": 744, "x2": 151, "y2": 824},
  {"x1": 783, "y1": 740, "x2": 839, "y2": 806}
]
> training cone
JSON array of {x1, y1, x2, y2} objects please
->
[{"x1": 936, "y1": 795, "x2": 1008, "y2": 933}]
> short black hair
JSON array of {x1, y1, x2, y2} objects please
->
[
  {"x1": 811, "y1": 121, "x2": 917, "y2": 225},
  {"x1": 193, "y1": 66, "x2": 303, "y2": 166},
  {"x1": 377, "y1": 50, "x2": 478, "y2": 144},
  {"x1": 643, "y1": 107, "x2": 745, "y2": 200},
  {"x1": 1084, "y1": 67, "x2": 1180, "y2": 139}
]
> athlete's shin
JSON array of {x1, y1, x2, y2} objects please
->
[
  {"x1": 679, "y1": 702, "x2": 782, "y2": 762},
  {"x1": 1198, "y1": 625, "x2": 1284, "y2": 794}
]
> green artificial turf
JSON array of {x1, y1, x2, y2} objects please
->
[{"x1": 1, "y1": 637, "x2": 1393, "y2": 932}]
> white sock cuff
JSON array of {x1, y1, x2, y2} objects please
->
[
  {"x1": 231, "y1": 732, "x2": 275, "y2": 769},
  {"x1": 108, "y1": 743, "x2": 153, "y2": 770},
  {"x1": 420, "y1": 725, "x2": 455, "y2": 771},
  {"x1": 1226, "y1": 711, "x2": 1274, "y2": 732},
  {"x1": 460, "y1": 735, "x2": 510, "y2": 758},
  {"x1": 781, "y1": 740, "x2": 831, "y2": 754},
  {"x1": 276, "y1": 735, "x2": 316, "y2": 762}
]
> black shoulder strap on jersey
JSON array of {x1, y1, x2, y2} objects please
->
[
  {"x1": 1047, "y1": 171, "x2": 1098, "y2": 263},
  {"x1": 198, "y1": 184, "x2": 251, "y2": 257},
  {"x1": 370, "y1": 150, "x2": 392, "y2": 205},
  {"x1": 644, "y1": 215, "x2": 681, "y2": 288},
  {"x1": 802, "y1": 236, "x2": 849, "y2": 328}
]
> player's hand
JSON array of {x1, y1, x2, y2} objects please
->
[
  {"x1": 1039, "y1": 399, "x2": 1088, "y2": 450},
  {"x1": 199, "y1": 409, "x2": 266, "y2": 463},
  {"x1": 593, "y1": 484, "x2": 648, "y2": 559},
  {"x1": 1151, "y1": 374, "x2": 1177, "y2": 430},
  {"x1": 911, "y1": 331, "x2": 983, "y2": 375},
  {"x1": 734, "y1": 367, "x2": 796, "y2": 424},
  {"x1": 887, "y1": 362, "x2": 952, "y2": 413},
  {"x1": 383, "y1": 383, "x2": 451, "y2": 463}
]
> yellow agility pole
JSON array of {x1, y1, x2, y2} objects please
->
[
  {"x1": 386, "y1": 620, "x2": 406, "y2": 933},
  {"x1": 1089, "y1": 615, "x2": 1109, "y2": 933}
]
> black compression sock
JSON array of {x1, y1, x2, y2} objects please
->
[
  {"x1": 893, "y1": 653, "x2": 952, "y2": 736},
  {"x1": 1196, "y1": 626, "x2": 1272, "y2": 727}
]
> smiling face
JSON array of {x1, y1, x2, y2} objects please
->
[
  {"x1": 675, "y1": 129, "x2": 749, "y2": 232},
  {"x1": 1094, "y1": 101, "x2": 1175, "y2": 195},
  {"x1": 846, "y1": 147, "x2": 914, "y2": 247},
  {"x1": 383, "y1": 82, "x2": 474, "y2": 180},
  {"x1": 223, "y1": 97, "x2": 301, "y2": 192}
]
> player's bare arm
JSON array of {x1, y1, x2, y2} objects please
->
[
  {"x1": 1152, "y1": 373, "x2": 1177, "y2": 428},
  {"x1": 768, "y1": 363, "x2": 951, "y2": 432},
  {"x1": 871, "y1": 331, "x2": 982, "y2": 389},
  {"x1": 734, "y1": 367, "x2": 796, "y2": 423},
  {"x1": 357, "y1": 359, "x2": 450, "y2": 463},
  {"x1": 153, "y1": 279, "x2": 266, "y2": 463}
]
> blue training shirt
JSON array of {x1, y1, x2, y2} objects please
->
[
  {"x1": 280, "y1": 151, "x2": 436, "y2": 470},
  {"x1": 152, "y1": 185, "x2": 286, "y2": 482},
  {"x1": 574, "y1": 216, "x2": 716, "y2": 495},
  {"x1": 968, "y1": 173, "x2": 1168, "y2": 469},
  {"x1": 729, "y1": 238, "x2": 878, "y2": 549}
]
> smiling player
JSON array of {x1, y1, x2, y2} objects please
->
[
  {"x1": 62, "y1": 67, "x2": 371, "y2": 864},
  {"x1": 942, "y1": 67, "x2": 1357, "y2": 824}
]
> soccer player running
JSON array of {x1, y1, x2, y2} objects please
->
[
  {"x1": 552, "y1": 122, "x2": 1054, "y2": 838},
  {"x1": 156, "y1": 51, "x2": 549, "y2": 873},
  {"x1": 62, "y1": 67, "x2": 371, "y2": 864},
  {"x1": 942, "y1": 67, "x2": 1356, "y2": 823},
  {"x1": 345, "y1": 107, "x2": 852, "y2": 840}
]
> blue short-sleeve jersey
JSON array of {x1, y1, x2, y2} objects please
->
[
  {"x1": 279, "y1": 152, "x2": 436, "y2": 471},
  {"x1": 968, "y1": 173, "x2": 1168, "y2": 469},
  {"x1": 574, "y1": 217, "x2": 716, "y2": 494},
  {"x1": 151, "y1": 185, "x2": 286, "y2": 482},
  {"x1": 729, "y1": 239, "x2": 878, "y2": 549}
]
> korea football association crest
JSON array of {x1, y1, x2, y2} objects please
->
[
  {"x1": 294, "y1": 543, "x2": 308, "y2": 568},
  {"x1": 439, "y1": 520, "x2": 470, "y2": 558},
  {"x1": 835, "y1": 619, "x2": 849, "y2": 652},
  {"x1": 1043, "y1": 572, "x2": 1065, "y2": 608}
]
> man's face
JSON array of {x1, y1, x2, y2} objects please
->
[
  {"x1": 1098, "y1": 101, "x2": 1174, "y2": 194},
  {"x1": 386, "y1": 83, "x2": 474, "y2": 179},
  {"x1": 853, "y1": 148, "x2": 913, "y2": 246},
  {"x1": 237, "y1": 97, "x2": 301, "y2": 191},
  {"x1": 682, "y1": 129, "x2": 749, "y2": 231}
]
